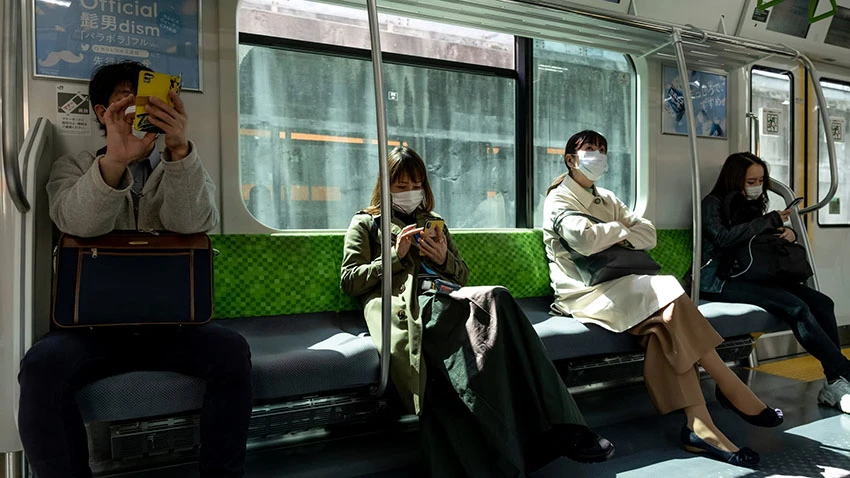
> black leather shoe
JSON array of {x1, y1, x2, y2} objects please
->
[
  {"x1": 680, "y1": 426, "x2": 760, "y2": 467},
  {"x1": 558, "y1": 424, "x2": 615, "y2": 463},
  {"x1": 716, "y1": 385, "x2": 784, "y2": 427}
]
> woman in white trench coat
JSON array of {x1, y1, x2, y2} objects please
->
[{"x1": 542, "y1": 130, "x2": 783, "y2": 467}]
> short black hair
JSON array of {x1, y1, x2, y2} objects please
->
[{"x1": 89, "y1": 61, "x2": 152, "y2": 131}]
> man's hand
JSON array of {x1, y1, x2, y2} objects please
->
[
  {"x1": 99, "y1": 94, "x2": 157, "y2": 188},
  {"x1": 145, "y1": 91, "x2": 190, "y2": 161}
]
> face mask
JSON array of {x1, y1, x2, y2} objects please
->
[
  {"x1": 575, "y1": 150, "x2": 609, "y2": 181},
  {"x1": 744, "y1": 185, "x2": 763, "y2": 200},
  {"x1": 391, "y1": 189, "x2": 424, "y2": 215}
]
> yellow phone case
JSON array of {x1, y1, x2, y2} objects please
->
[{"x1": 134, "y1": 71, "x2": 182, "y2": 134}]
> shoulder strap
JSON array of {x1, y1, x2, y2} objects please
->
[
  {"x1": 552, "y1": 209, "x2": 603, "y2": 232},
  {"x1": 551, "y1": 209, "x2": 604, "y2": 257}
]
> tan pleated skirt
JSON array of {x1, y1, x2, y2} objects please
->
[{"x1": 627, "y1": 294, "x2": 724, "y2": 414}]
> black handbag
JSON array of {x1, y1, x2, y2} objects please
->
[
  {"x1": 52, "y1": 231, "x2": 214, "y2": 328},
  {"x1": 553, "y1": 210, "x2": 661, "y2": 286},
  {"x1": 725, "y1": 231, "x2": 813, "y2": 284}
]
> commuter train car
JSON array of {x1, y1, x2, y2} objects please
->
[{"x1": 3, "y1": 0, "x2": 850, "y2": 476}]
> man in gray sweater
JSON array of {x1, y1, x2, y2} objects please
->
[{"x1": 17, "y1": 61, "x2": 252, "y2": 478}]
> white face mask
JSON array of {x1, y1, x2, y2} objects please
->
[
  {"x1": 575, "y1": 150, "x2": 609, "y2": 181},
  {"x1": 391, "y1": 189, "x2": 424, "y2": 215},
  {"x1": 744, "y1": 185, "x2": 763, "y2": 200}
]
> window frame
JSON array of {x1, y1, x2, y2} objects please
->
[
  {"x1": 237, "y1": 28, "x2": 638, "y2": 230},
  {"x1": 749, "y1": 65, "x2": 796, "y2": 190}
]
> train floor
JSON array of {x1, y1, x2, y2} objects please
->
[{"x1": 109, "y1": 366, "x2": 850, "y2": 478}]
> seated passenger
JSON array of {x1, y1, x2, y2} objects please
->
[
  {"x1": 18, "y1": 61, "x2": 252, "y2": 478},
  {"x1": 543, "y1": 130, "x2": 783, "y2": 467},
  {"x1": 701, "y1": 152, "x2": 850, "y2": 413},
  {"x1": 341, "y1": 146, "x2": 613, "y2": 476}
]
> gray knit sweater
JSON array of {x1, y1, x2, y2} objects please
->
[{"x1": 47, "y1": 140, "x2": 218, "y2": 237}]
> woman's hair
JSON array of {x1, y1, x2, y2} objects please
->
[
  {"x1": 364, "y1": 146, "x2": 435, "y2": 215},
  {"x1": 546, "y1": 130, "x2": 608, "y2": 195},
  {"x1": 709, "y1": 152, "x2": 770, "y2": 211}
]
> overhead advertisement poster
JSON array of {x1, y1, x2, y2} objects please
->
[{"x1": 34, "y1": 0, "x2": 201, "y2": 90}]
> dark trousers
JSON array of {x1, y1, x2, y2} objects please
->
[
  {"x1": 18, "y1": 323, "x2": 253, "y2": 478},
  {"x1": 704, "y1": 282, "x2": 850, "y2": 381}
]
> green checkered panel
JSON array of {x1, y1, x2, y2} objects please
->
[
  {"x1": 210, "y1": 234, "x2": 344, "y2": 318},
  {"x1": 451, "y1": 230, "x2": 552, "y2": 299},
  {"x1": 646, "y1": 229, "x2": 693, "y2": 280},
  {"x1": 209, "y1": 229, "x2": 694, "y2": 319}
]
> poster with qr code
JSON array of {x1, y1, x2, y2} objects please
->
[
  {"x1": 831, "y1": 117, "x2": 845, "y2": 143},
  {"x1": 762, "y1": 108, "x2": 782, "y2": 136}
]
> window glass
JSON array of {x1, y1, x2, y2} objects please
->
[
  {"x1": 239, "y1": 0, "x2": 514, "y2": 69},
  {"x1": 238, "y1": 45, "x2": 515, "y2": 229},
  {"x1": 751, "y1": 68, "x2": 792, "y2": 186},
  {"x1": 532, "y1": 40, "x2": 635, "y2": 227},
  {"x1": 818, "y1": 80, "x2": 850, "y2": 226}
]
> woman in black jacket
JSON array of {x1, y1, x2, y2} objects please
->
[{"x1": 701, "y1": 152, "x2": 850, "y2": 413}]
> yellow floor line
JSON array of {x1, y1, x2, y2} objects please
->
[{"x1": 752, "y1": 347, "x2": 850, "y2": 382}]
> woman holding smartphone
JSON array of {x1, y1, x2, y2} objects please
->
[
  {"x1": 341, "y1": 146, "x2": 613, "y2": 477},
  {"x1": 701, "y1": 152, "x2": 850, "y2": 414}
]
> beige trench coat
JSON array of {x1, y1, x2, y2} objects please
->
[{"x1": 542, "y1": 175, "x2": 684, "y2": 332}]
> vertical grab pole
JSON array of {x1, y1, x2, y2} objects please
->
[
  {"x1": 365, "y1": 0, "x2": 392, "y2": 397},
  {"x1": 672, "y1": 28, "x2": 702, "y2": 301}
]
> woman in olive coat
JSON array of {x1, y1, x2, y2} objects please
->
[{"x1": 341, "y1": 146, "x2": 613, "y2": 477}]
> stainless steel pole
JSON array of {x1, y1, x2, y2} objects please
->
[
  {"x1": 672, "y1": 28, "x2": 702, "y2": 301},
  {"x1": 364, "y1": 0, "x2": 392, "y2": 397}
]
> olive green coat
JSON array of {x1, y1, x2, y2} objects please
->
[{"x1": 340, "y1": 211, "x2": 468, "y2": 414}]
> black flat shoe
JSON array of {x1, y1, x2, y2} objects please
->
[
  {"x1": 680, "y1": 426, "x2": 760, "y2": 467},
  {"x1": 716, "y1": 385, "x2": 784, "y2": 427},
  {"x1": 558, "y1": 424, "x2": 615, "y2": 463}
]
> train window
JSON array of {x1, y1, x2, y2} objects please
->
[
  {"x1": 751, "y1": 68, "x2": 793, "y2": 186},
  {"x1": 239, "y1": 0, "x2": 514, "y2": 69},
  {"x1": 817, "y1": 80, "x2": 850, "y2": 226},
  {"x1": 238, "y1": 10, "x2": 516, "y2": 229},
  {"x1": 531, "y1": 40, "x2": 636, "y2": 226}
]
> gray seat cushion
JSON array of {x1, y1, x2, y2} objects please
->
[
  {"x1": 518, "y1": 296, "x2": 789, "y2": 362},
  {"x1": 698, "y1": 300, "x2": 787, "y2": 336},
  {"x1": 518, "y1": 297, "x2": 642, "y2": 361},
  {"x1": 76, "y1": 312, "x2": 379, "y2": 423}
]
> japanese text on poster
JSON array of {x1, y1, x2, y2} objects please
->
[
  {"x1": 662, "y1": 65, "x2": 727, "y2": 138},
  {"x1": 35, "y1": 0, "x2": 201, "y2": 90}
]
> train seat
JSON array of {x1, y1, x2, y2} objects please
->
[
  {"x1": 76, "y1": 311, "x2": 377, "y2": 423},
  {"x1": 74, "y1": 229, "x2": 786, "y2": 424}
]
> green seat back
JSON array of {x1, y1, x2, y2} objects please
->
[
  {"x1": 210, "y1": 228, "x2": 694, "y2": 319},
  {"x1": 647, "y1": 229, "x2": 693, "y2": 280},
  {"x1": 450, "y1": 230, "x2": 551, "y2": 298}
]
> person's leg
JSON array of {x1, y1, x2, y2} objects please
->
[
  {"x1": 627, "y1": 299, "x2": 739, "y2": 452},
  {"x1": 149, "y1": 324, "x2": 253, "y2": 478},
  {"x1": 699, "y1": 349, "x2": 765, "y2": 415},
  {"x1": 707, "y1": 281, "x2": 849, "y2": 382},
  {"x1": 18, "y1": 330, "x2": 119, "y2": 478},
  {"x1": 786, "y1": 284, "x2": 850, "y2": 379}
]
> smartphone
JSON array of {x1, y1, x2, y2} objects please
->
[
  {"x1": 419, "y1": 219, "x2": 445, "y2": 255},
  {"x1": 134, "y1": 70, "x2": 182, "y2": 134},
  {"x1": 787, "y1": 197, "x2": 804, "y2": 209}
]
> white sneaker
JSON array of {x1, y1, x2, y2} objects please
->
[{"x1": 818, "y1": 377, "x2": 850, "y2": 413}]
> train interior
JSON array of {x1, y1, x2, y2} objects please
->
[{"x1": 4, "y1": 0, "x2": 850, "y2": 476}]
